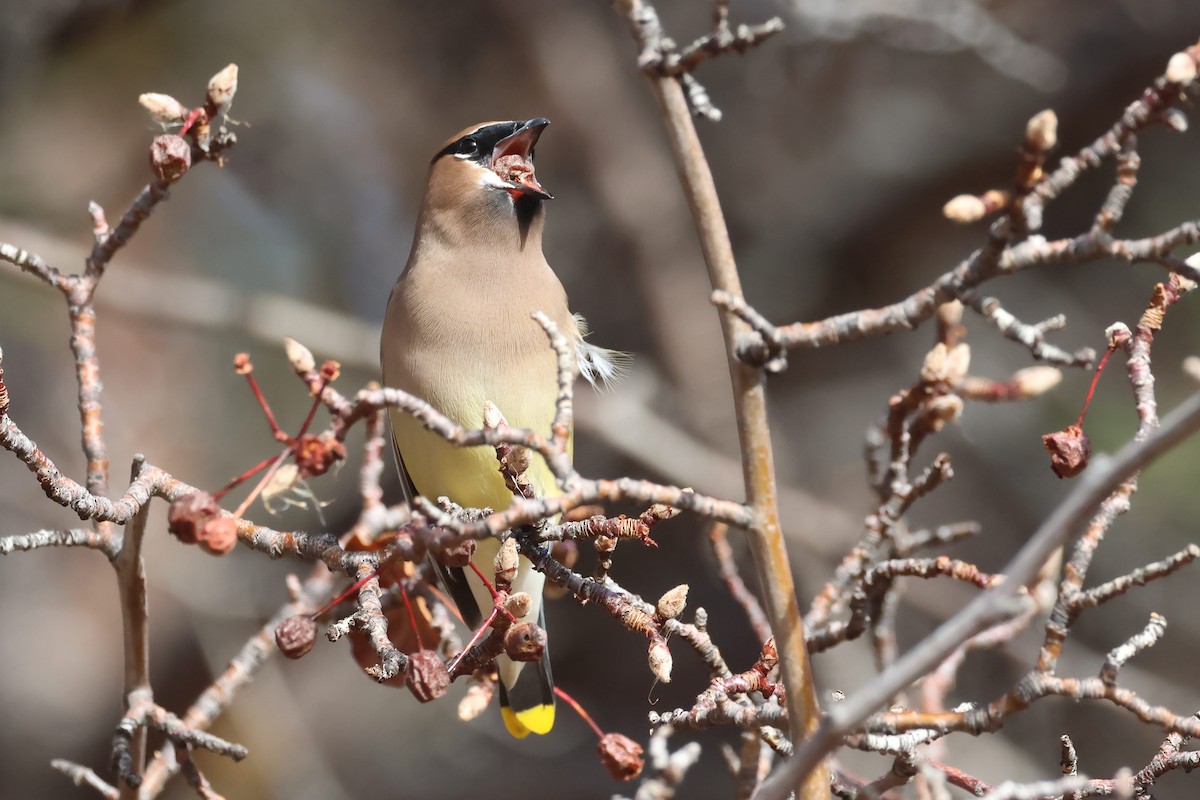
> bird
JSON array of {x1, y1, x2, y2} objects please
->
[{"x1": 381, "y1": 118, "x2": 623, "y2": 738}]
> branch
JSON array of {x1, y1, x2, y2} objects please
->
[
  {"x1": 613, "y1": 4, "x2": 827, "y2": 797},
  {"x1": 755, "y1": 387, "x2": 1200, "y2": 800}
]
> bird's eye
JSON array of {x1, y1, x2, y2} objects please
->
[{"x1": 457, "y1": 137, "x2": 480, "y2": 156}]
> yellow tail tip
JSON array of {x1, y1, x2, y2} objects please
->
[{"x1": 501, "y1": 703, "x2": 555, "y2": 738}]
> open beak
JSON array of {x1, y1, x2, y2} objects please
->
[{"x1": 490, "y1": 117, "x2": 553, "y2": 200}]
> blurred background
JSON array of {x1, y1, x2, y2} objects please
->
[{"x1": 1, "y1": 0, "x2": 1199, "y2": 797}]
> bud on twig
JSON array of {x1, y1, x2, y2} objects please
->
[
  {"x1": 655, "y1": 584, "x2": 689, "y2": 620},
  {"x1": 921, "y1": 342, "x2": 971, "y2": 384},
  {"x1": 597, "y1": 733, "x2": 645, "y2": 781},
  {"x1": 944, "y1": 343, "x2": 971, "y2": 384},
  {"x1": 1025, "y1": 109, "x2": 1058, "y2": 152},
  {"x1": 284, "y1": 337, "x2": 315, "y2": 374},
  {"x1": 1167, "y1": 52, "x2": 1197, "y2": 85},
  {"x1": 942, "y1": 194, "x2": 986, "y2": 224},
  {"x1": 1012, "y1": 366, "x2": 1063, "y2": 397},
  {"x1": 1105, "y1": 322, "x2": 1132, "y2": 350},
  {"x1": 494, "y1": 537, "x2": 519, "y2": 587},
  {"x1": 648, "y1": 640, "x2": 673, "y2": 683},
  {"x1": 207, "y1": 64, "x2": 239, "y2": 112},
  {"x1": 924, "y1": 395, "x2": 964, "y2": 431},
  {"x1": 149, "y1": 135, "x2": 191, "y2": 184},
  {"x1": 505, "y1": 592, "x2": 532, "y2": 619},
  {"x1": 275, "y1": 615, "x2": 317, "y2": 659},
  {"x1": 942, "y1": 190, "x2": 1009, "y2": 224},
  {"x1": 436, "y1": 536, "x2": 476, "y2": 568},
  {"x1": 1184, "y1": 356, "x2": 1200, "y2": 383},
  {"x1": 138, "y1": 93, "x2": 188, "y2": 127}
]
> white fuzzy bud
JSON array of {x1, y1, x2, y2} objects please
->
[
  {"x1": 655, "y1": 585, "x2": 689, "y2": 620},
  {"x1": 943, "y1": 194, "x2": 986, "y2": 224},
  {"x1": 207, "y1": 64, "x2": 239, "y2": 111},
  {"x1": 494, "y1": 537, "x2": 519, "y2": 585},
  {"x1": 505, "y1": 592, "x2": 532, "y2": 619},
  {"x1": 138, "y1": 93, "x2": 187, "y2": 127},
  {"x1": 1166, "y1": 52, "x2": 1197, "y2": 86},
  {"x1": 1012, "y1": 366, "x2": 1062, "y2": 397},
  {"x1": 1026, "y1": 109, "x2": 1058, "y2": 152},
  {"x1": 648, "y1": 640, "x2": 673, "y2": 683},
  {"x1": 283, "y1": 337, "x2": 315, "y2": 374}
]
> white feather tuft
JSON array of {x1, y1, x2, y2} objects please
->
[{"x1": 574, "y1": 313, "x2": 630, "y2": 389}]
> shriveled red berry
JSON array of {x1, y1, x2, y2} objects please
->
[
  {"x1": 597, "y1": 733, "x2": 644, "y2": 781},
  {"x1": 199, "y1": 516, "x2": 239, "y2": 556},
  {"x1": 275, "y1": 615, "x2": 317, "y2": 659},
  {"x1": 167, "y1": 491, "x2": 221, "y2": 544},
  {"x1": 405, "y1": 649, "x2": 450, "y2": 703},
  {"x1": 1042, "y1": 424, "x2": 1091, "y2": 479},
  {"x1": 503, "y1": 622, "x2": 546, "y2": 663}
]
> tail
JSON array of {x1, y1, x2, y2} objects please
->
[
  {"x1": 432, "y1": 543, "x2": 556, "y2": 738},
  {"x1": 498, "y1": 604, "x2": 556, "y2": 737}
]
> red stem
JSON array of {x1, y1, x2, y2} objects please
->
[
  {"x1": 295, "y1": 377, "x2": 330, "y2": 438},
  {"x1": 553, "y1": 686, "x2": 604, "y2": 739},
  {"x1": 398, "y1": 583, "x2": 424, "y2": 651},
  {"x1": 241, "y1": 371, "x2": 288, "y2": 442},
  {"x1": 1075, "y1": 347, "x2": 1115, "y2": 428},
  {"x1": 311, "y1": 569, "x2": 381, "y2": 620},
  {"x1": 212, "y1": 453, "x2": 277, "y2": 501},
  {"x1": 447, "y1": 607, "x2": 500, "y2": 674}
]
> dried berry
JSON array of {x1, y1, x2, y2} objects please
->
[
  {"x1": 149, "y1": 134, "x2": 191, "y2": 184},
  {"x1": 503, "y1": 622, "x2": 546, "y2": 663},
  {"x1": 405, "y1": 649, "x2": 450, "y2": 703},
  {"x1": 167, "y1": 491, "x2": 222, "y2": 544},
  {"x1": 1042, "y1": 424, "x2": 1092, "y2": 479},
  {"x1": 294, "y1": 433, "x2": 346, "y2": 478},
  {"x1": 435, "y1": 536, "x2": 476, "y2": 568},
  {"x1": 493, "y1": 153, "x2": 534, "y2": 185},
  {"x1": 597, "y1": 733, "x2": 645, "y2": 782},
  {"x1": 275, "y1": 615, "x2": 317, "y2": 659},
  {"x1": 199, "y1": 516, "x2": 239, "y2": 556}
]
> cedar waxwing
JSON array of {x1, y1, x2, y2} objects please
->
[{"x1": 381, "y1": 119, "x2": 622, "y2": 738}]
